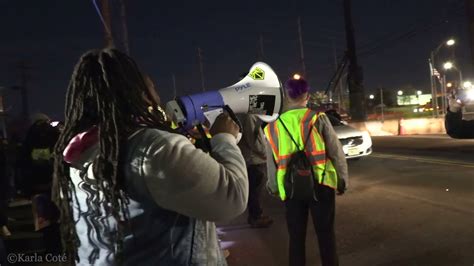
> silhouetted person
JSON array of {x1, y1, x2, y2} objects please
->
[
  {"x1": 446, "y1": 94, "x2": 474, "y2": 138},
  {"x1": 19, "y1": 114, "x2": 61, "y2": 253},
  {"x1": 19, "y1": 114, "x2": 59, "y2": 197},
  {"x1": 0, "y1": 138, "x2": 11, "y2": 237},
  {"x1": 237, "y1": 114, "x2": 273, "y2": 228}
]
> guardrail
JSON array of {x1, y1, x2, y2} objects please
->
[{"x1": 349, "y1": 117, "x2": 446, "y2": 136}]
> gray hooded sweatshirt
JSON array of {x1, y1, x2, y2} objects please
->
[{"x1": 65, "y1": 128, "x2": 248, "y2": 265}]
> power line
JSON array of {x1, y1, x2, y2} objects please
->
[{"x1": 356, "y1": 4, "x2": 464, "y2": 58}]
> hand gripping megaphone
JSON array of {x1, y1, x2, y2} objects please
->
[{"x1": 166, "y1": 62, "x2": 283, "y2": 130}]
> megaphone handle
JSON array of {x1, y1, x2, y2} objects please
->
[
  {"x1": 196, "y1": 123, "x2": 212, "y2": 152},
  {"x1": 223, "y1": 105, "x2": 242, "y2": 132}
]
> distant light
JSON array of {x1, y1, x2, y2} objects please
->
[
  {"x1": 369, "y1": 94, "x2": 375, "y2": 99},
  {"x1": 413, "y1": 108, "x2": 418, "y2": 113},
  {"x1": 50, "y1": 121, "x2": 60, "y2": 127},
  {"x1": 293, "y1": 74, "x2": 301, "y2": 80},
  {"x1": 417, "y1": 90, "x2": 422, "y2": 95},
  {"x1": 443, "y1": 62, "x2": 453, "y2": 70},
  {"x1": 463, "y1": 81, "x2": 472, "y2": 89},
  {"x1": 397, "y1": 90, "x2": 403, "y2": 96},
  {"x1": 446, "y1": 39, "x2": 455, "y2": 46},
  {"x1": 447, "y1": 82, "x2": 453, "y2": 88}
]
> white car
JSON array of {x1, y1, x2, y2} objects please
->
[{"x1": 326, "y1": 112, "x2": 372, "y2": 159}]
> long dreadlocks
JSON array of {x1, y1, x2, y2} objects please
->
[{"x1": 52, "y1": 49, "x2": 169, "y2": 264}]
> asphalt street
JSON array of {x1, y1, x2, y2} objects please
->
[{"x1": 220, "y1": 134, "x2": 474, "y2": 266}]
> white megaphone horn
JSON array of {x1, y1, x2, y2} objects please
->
[{"x1": 166, "y1": 62, "x2": 283, "y2": 130}]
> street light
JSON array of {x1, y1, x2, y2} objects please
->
[
  {"x1": 416, "y1": 90, "x2": 422, "y2": 105},
  {"x1": 443, "y1": 62, "x2": 453, "y2": 70},
  {"x1": 293, "y1": 73, "x2": 301, "y2": 80},
  {"x1": 446, "y1": 39, "x2": 456, "y2": 46},
  {"x1": 369, "y1": 94, "x2": 374, "y2": 99},
  {"x1": 443, "y1": 61, "x2": 463, "y2": 86},
  {"x1": 397, "y1": 90, "x2": 403, "y2": 96},
  {"x1": 447, "y1": 82, "x2": 453, "y2": 88}
]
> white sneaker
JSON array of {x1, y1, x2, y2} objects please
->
[{"x1": 1, "y1": 225, "x2": 11, "y2": 237}]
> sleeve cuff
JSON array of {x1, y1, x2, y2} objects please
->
[{"x1": 210, "y1": 133, "x2": 237, "y2": 146}]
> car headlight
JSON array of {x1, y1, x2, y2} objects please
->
[
  {"x1": 361, "y1": 131, "x2": 372, "y2": 146},
  {"x1": 467, "y1": 89, "x2": 474, "y2": 101}
]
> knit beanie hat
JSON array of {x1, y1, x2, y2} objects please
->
[{"x1": 284, "y1": 78, "x2": 309, "y2": 99}]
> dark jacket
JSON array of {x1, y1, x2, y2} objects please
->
[
  {"x1": 445, "y1": 110, "x2": 474, "y2": 139},
  {"x1": 19, "y1": 120, "x2": 59, "y2": 195},
  {"x1": 236, "y1": 114, "x2": 267, "y2": 165}
]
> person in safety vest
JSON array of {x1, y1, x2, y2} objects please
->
[
  {"x1": 446, "y1": 94, "x2": 474, "y2": 138},
  {"x1": 19, "y1": 113, "x2": 60, "y2": 197},
  {"x1": 264, "y1": 77, "x2": 348, "y2": 266}
]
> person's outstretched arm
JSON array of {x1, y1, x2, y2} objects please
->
[{"x1": 141, "y1": 124, "x2": 248, "y2": 222}]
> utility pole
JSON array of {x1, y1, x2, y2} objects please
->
[
  {"x1": 297, "y1": 17, "x2": 306, "y2": 76},
  {"x1": 101, "y1": 0, "x2": 114, "y2": 47},
  {"x1": 119, "y1": 0, "x2": 130, "y2": 54},
  {"x1": 197, "y1": 47, "x2": 205, "y2": 91},
  {"x1": 466, "y1": 0, "x2": 474, "y2": 67},
  {"x1": 0, "y1": 87, "x2": 6, "y2": 138},
  {"x1": 429, "y1": 58, "x2": 438, "y2": 117},
  {"x1": 333, "y1": 44, "x2": 344, "y2": 112},
  {"x1": 380, "y1": 88, "x2": 384, "y2": 122},
  {"x1": 258, "y1": 34, "x2": 265, "y2": 61},
  {"x1": 343, "y1": 0, "x2": 366, "y2": 121},
  {"x1": 172, "y1": 74, "x2": 177, "y2": 99},
  {"x1": 441, "y1": 74, "x2": 447, "y2": 115},
  {"x1": 17, "y1": 61, "x2": 31, "y2": 122}
]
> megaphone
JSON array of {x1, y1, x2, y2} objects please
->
[{"x1": 166, "y1": 62, "x2": 283, "y2": 130}]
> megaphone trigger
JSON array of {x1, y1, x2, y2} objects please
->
[
  {"x1": 202, "y1": 108, "x2": 223, "y2": 127},
  {"x1": 223, "y1": 105, "x2": 243, "y2": 133}
]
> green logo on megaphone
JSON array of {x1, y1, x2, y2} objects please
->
[{"x1": 248, "y1": 67, "x2": 265, "y2": 80}]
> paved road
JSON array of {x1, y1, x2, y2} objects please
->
[{"x1": 220, "y1": 134, "x2": 474, "y2": 266}]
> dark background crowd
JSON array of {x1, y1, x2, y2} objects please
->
[{"x1": 0, "y1": 113, "x2": 63, "y2": 261}]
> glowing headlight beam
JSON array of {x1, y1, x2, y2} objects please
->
[{"x1": 466, "y1": 89, "x2": 474, "y2": 101}]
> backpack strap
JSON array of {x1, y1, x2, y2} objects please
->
[
  {"x1": 278, "y1": 117, "x2": 314, "y2": 152},
  {"x1": 277, "y1": 117, "x2": 301, "y2": 150}
]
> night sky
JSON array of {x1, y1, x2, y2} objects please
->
[{"x1": 0, "y1": 0, "x2": 471, "y2": 120}]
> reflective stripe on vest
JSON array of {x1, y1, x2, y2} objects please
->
[{"x1": 264, "y1": 109, "x2": 339, "y2": 201}]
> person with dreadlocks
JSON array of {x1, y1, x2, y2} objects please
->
[{"x1": 53, "y1": 48, "x2": 248, "y2": 265}]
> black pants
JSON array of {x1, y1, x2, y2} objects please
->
[
  {"x1": 0, "y1": 200, "x2": 7, "y2": 227},
  {"x1": 0, "y1": 237, "x2": 6, "y2": 265},
  {"x1": 247, "y1": 163, "x2": 266, "y2": 220},
  {"x1": 285, "y1": 185, "x2": 338, "y2": 266}
]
